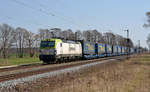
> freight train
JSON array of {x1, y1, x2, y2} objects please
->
[{"x1": 39, "y1": 38, "x2": 136, "y2": 63}]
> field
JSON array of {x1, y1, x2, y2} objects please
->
[
  {"x1": 0, "y1": 56, "x2": 41, "y2": 66},
  {"x1": 11, "y1": 53, "x2": 150, "y2": 92},
  {"x1": 49, "y1": 54, "x2": 150, "y2": 92}
]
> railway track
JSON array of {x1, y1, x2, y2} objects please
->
[{"x1": 0, "y1": 56, "x2": 129, "y2": 82}]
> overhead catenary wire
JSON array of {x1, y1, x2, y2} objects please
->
[
  {"x1": 9, "y1": 0, "x2": 84, "y2": 29},
  {"x1": 9, "y1": 0, "x2": 55, "y2": 16},
  {"x1": 45, "y1": 0, "x2": 94, "y2": 29},
  {"x1": 55, "y1": 0, "x2": 102, "y2": 29},
  {"x1": 34, "y1": 0, "x2": 85, "y2": 28}
]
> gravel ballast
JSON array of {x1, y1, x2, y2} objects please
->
[{"x1": 0, "y1": 59, "x2": 115, "y2": 91}]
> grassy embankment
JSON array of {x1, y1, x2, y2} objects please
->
[
  {"x1": 15, "y1": 53, "x2": 150, "y2": 92},
  {"x1": 0, "y1": 55, "x2": 41, "y2": 66},
  {"x1": 51, "y1": 53, "x2": 150, "y2": 92},
  {"x1": 64, "y1": 53, "x2": 150, "y2": 92}
]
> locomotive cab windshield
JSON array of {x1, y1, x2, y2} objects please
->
[
  {"x1": 40, "y1": 41, "x2": 55, "y2": 48},
  {"x1": 40, "y1": 39, "x2": 58, "y2": 56}
]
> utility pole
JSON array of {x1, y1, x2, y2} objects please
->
[
  {"x1": 124, "y1": 29, "x2": 130, "y2": 56},
  {"x1": 138, "y1": 40, "x2": 140, "y2": 53}
]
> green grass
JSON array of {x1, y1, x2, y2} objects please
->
[{"x1": 0, "y1": 57, "x2": 41, "y2": 66}]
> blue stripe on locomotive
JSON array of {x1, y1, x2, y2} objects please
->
[
  {"x1": 81, "y1": 41, "x2": 97, "y2": 59},
  {"x1": 96, "y1": 43, "x2": 107, "y2": 57}
]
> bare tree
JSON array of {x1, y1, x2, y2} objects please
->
[
  {"x1": 61, "y1": 30, "x2": 68, "y2": 39},
  {"x1": 25, "y1": 31, "x2": 36, "y2": 57},
  {"x1": 115, "y1": 35, "x2": 125, "y2": 46},
  {"x1": 83, "y1": 30, "x2": 92, "y2": 42},
  {"x1": 146, "y1": 34, "x2": 150, "y2": 49},
  {"x1": 75, "y1": 30, "x2": 83, "y2": 40},
  {"x1": 0, "y1": 24, "x2": 15, "y2": 58},
  {"x1": 144, "y1": 12, "x2": 150, "y2": 49},
  {"x1": 14, "y1": 27, "x2": 28, "y2": 58},
  {"x1": 0, "y1": 43, "x2": 2, "y2": 58},
  {"x1": 0, "y1": 25, "x2": 2, "y2": 58},
  {"x1": 97, "y1": 32, "x2": 104, "y2": 43},
  {"x1": 34, "y1": 34, "x2": 40, "y2": 57},
  {"x1": 128, "y1": 38, "x2": 134, "y2": 47},
  {"x1": 39, "y1": 29, "x2": 52, "y2": 39},
  {"x1": 62, "y1": 29, "x2": 75, "y2": 40},
  {"x1": 90, "y1": 30, "x2": 104, "y2": 43},
  {"x1": 103, "y1": 32, "x2": 116, "y2": 45},
  {"x1": 144, "y1": 12, "x2": 150, "y2": 28}
]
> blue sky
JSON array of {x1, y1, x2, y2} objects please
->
[{"x1": 0, "y1": 0, "x2": 150, "y2": 47}]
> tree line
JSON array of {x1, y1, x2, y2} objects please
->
[
  {"x1": 144, "y1": 12, "x2": 150, "y2": 49},
  {"x1": 0, "y1": 23, "x2": 134, "y2": 59}
]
